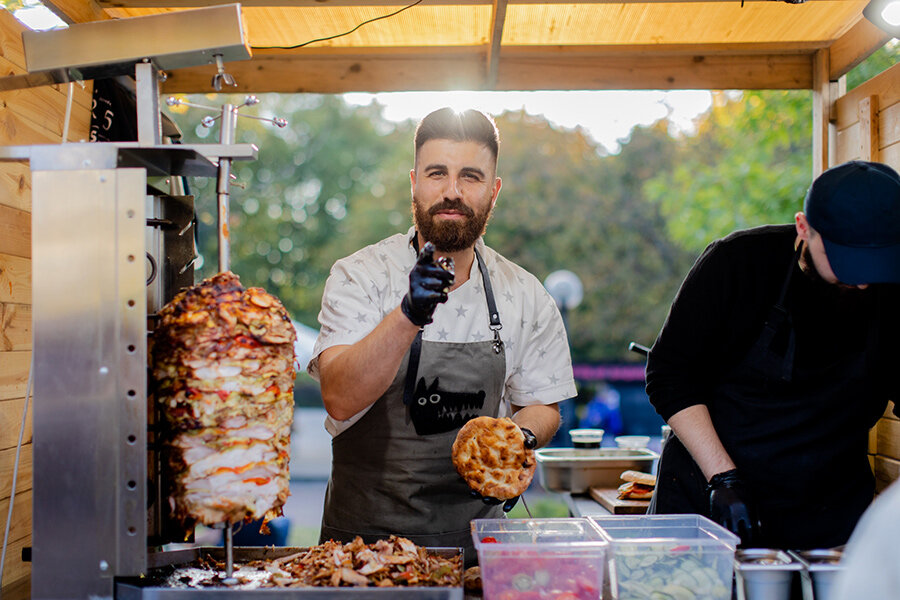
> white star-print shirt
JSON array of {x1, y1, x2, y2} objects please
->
[{"x1": 308, "y1": 227, "x2": 577, "y2": 436}]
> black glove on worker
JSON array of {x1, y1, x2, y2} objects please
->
[
  {"x1": 707, "y1": 468, "x2": 760, "y2": 546},
  {"x1": 401, "y1": 241, "x2": 455, "y2": 327},
  {"x1": 473, "y1": 428, "x2": 538, "y2": 513}
]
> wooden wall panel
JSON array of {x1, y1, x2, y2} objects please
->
[
  {"x1": 0, "y1": 537, "x2": 31, "y2": 598},
  {"x1": 0, "y1": 204, "x2": 29, "y2": 258},
  {"x1": 878, "y1": 100, "x2": 900, "y2": 149},
  {"x1": 0, "y1": 490, "x2": 32, "y2": 589},
  {"x1": 0, "y1": 161, "x2": 31, "y2": 212},
  {"x1": 875, "y1": 456, "x2": 900, "y2": 493},
  {"x1": 835, "y1": 61, "x2": 900, "y2": 131},
  {"x1": 833, "y1": 95, "x2": 900, "y2": 164},
  {"x1": 0, "y1": 489, "x2": 31, "y2": 543},
  {"x1": 0, "y1": 574, "x2": 29, "y2": 600},
  {"x1": 0, "y1": 252, "x2": 30, "y2": 304},
  {"x1": 0, "y1": 351, "x2": 29, "y2": 401},
  {"x1": 877, "y1": 417, "x2": 900, "y2": 461},
  {"x1": 879, "y1": 139, "x2": 900, "y2": 167},
  {"x1": 0, "y1": 98, "x2": 91, "y2": 145},
  {"x1": 871, "y1": 402, "x2": 899, "y2": 492},
  {"x1": 0, "y1": 399, "x2": 32, "y2": 451},
  {"x1": 0, "y1": 303, "x2": 31, "y2": 351}
]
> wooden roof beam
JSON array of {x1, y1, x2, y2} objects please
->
[
  {"x1": 485, "y1": 0, "x2": 508, "y2": 90},
  {"x1": 828, "y1": 17, "x2": 891, "y2": 80},
  {"x1": 42, "y1": 0, "x2": 110, "y2": 24},
  {"x1": 97, "y1": 0, "x2": 825, "y2": 6},
  {"x1": 161, "y1": 45, "x2": 815, "y2": 94}
]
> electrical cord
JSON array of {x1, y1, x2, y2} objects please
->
[
  {"x1": 61, "y1": 81, "x2": 74, "y2": 143},
  {"x1": 0, "y1": 356, "x2": 33, "y2": 599},
  {"x1": 252, "y1": 0, "x2": 425, "y2": 50}
]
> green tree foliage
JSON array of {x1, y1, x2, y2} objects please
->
[
  {"x1": 170, "y1": 94, "x2": 413, "y2": 328},
  {"x1": 487, "y1": 112, "x2": 693, "y2": 359},
  {"x1": 643, "y1": 90, "x2": 812, "y2": 254},
  {"x1": 847, "y1": 40, "x2": 900, "y2": 90},
  {"x1": 643, "y1": 42, "x2": 899, "y2": 257}
]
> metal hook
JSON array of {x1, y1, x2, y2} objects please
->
[{"x1": 211, "y1": 54, "x2": 237, "y2": 91}]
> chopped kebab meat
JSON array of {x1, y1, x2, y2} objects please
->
[
  {"x1": 252, "y1": 536, "x2": 461, "y2": 588},
  {"x1": 151, "y1": 271, "x2": 297, "y2": 527}
]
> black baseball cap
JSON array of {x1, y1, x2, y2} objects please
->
[{"x1": 804, "y1": 160, "x2": 900, "y2": 285}]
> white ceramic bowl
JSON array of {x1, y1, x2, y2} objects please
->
[
  {"x1": 614, "y1": 435, "x2": 650, "y2": 449},
  {"x1": 569, "y1": 428, "x2": 605, "y2": 447}
]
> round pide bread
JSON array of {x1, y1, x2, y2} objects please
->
[{"x1": 451, "y1": 416, "x2": 536, "y2": 500}]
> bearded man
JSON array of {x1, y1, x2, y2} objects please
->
[{"x1": 308, "y1": 108, "x2": 575, "y2": 562}]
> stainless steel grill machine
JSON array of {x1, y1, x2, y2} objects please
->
[{"x1": 0, "y1": 6, "x2": 295, "y2": 599}]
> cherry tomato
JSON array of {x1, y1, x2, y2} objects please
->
[{"x1": 481, "y1": 536, "x2": 499, "y2": 543}]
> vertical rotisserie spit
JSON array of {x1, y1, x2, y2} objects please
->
[{"x1": 151, "y1": 271, "x2": 296, "y2": 533}]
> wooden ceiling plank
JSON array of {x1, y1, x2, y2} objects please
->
[
  {"x1": 498, "y1": 49, "x2": 812, "y2": 90},
  {"x1": 486, "y1": 0, "x2": 509, "y2": 90},
  {"x1": 41, "y1": 0, "x2": 111, "y2": 24},
  {"x1": 161, "y1": 47, "x2": 814, "y2": 93},
  {"x1": 828, "y1": 17, "x2": 892, "y2": 80},
  {"x1": 97, "y1": 0, "x2": 845, "y2": 6}
]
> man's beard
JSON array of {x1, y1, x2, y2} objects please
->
[
  {"x1": 412, "y1": 195, "x2": 492, "y2": 252},
  {"x1": 799, "y1": 242, "x2": 826, "y2": 284},
  {"x1": 800, "y1": 242, "x2": 864, "y2": 293}
]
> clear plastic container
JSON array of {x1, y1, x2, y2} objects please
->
[
  {"x1": 591, "y1": 515, "x2": 740, "y2": 600},
  {"x1": 472, "y1": 518, "x2": 607, "y2": 600}
]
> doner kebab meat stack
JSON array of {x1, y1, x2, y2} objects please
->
[{"x1": 151, "y1": 271, "x2": 297, "y2": 529}]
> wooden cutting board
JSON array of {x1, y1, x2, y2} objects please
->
[{"x1": 589, "y1": 487, "x2": 651, "y2": 514}]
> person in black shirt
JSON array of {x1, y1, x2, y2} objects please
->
[{"x1": 646, "y1": 161, "x2": 900, "y2": 549}]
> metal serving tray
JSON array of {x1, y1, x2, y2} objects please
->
[
  {"x1": 116, "y1": 546, "x2": 463, "y2": 599},
  {"x1": 535, "y1": 447, "x2": 658, "y2": 493}
]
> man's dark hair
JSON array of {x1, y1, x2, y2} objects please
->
[{"x1": 414, "y1": 108, "x2": 500, "y2": 167}]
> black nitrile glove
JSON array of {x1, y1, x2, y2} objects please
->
[
  {"x1": 707, "y1": 469, "x2": 759, "y2": 546},
  {"x1": 471, "y1": 490, "x2": 521, "y2": 512},
  {"x1": 520, "y1": 427, "x2": 537, "y2": 450},
  {"x1": 401, "y1": 241, "x2": 454, "y2": 327}
]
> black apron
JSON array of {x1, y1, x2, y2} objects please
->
[
  {"x1": 320, "y1": 248, "x2": 507, "y2": 566},
  {"x1": 652, "y1": 246, "x2": 878, "y2": 550}
]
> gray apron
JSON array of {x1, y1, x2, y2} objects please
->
[{"x1": 320, "y1": 248, "x2": 507, "y2": 566}]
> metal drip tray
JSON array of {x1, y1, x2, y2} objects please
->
[
  {"x1": 535, "y1": 447, "x2": 658, "y2": 493},
  {"x1": 116, "y1": 547, "x2": 463, "y2": 599}
]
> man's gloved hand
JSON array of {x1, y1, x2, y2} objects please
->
[
  {"x1": 471, "y1": 490, "x2": 521, "y2": 512},
  {"x1": 401, "y1": 241, "x2": 454, "y2": 327},
  {"x1": 468, "y1": 428, "x2": 537, "y2": 512},
  {"x1": 707, "y1": 468, "x2": 760, "y2": 546},
  {"x1": 519, "y1": 427, "x2": 537, "y2": 450}
]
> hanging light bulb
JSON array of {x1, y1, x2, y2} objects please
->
[{"x1": 864, "y1": 0, "x2": 900, "y2": 37}]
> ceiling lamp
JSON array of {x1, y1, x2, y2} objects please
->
[{"x1": 864, "y1": 0, "x2": 900, "y2": 37}]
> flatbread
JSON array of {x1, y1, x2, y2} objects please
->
[
  {"x1": 451, "y1": 416, "x2": 536, "y2": 500},
  {"x1": 620, "y1": 470, "x2": 657, "y2": 487}
]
